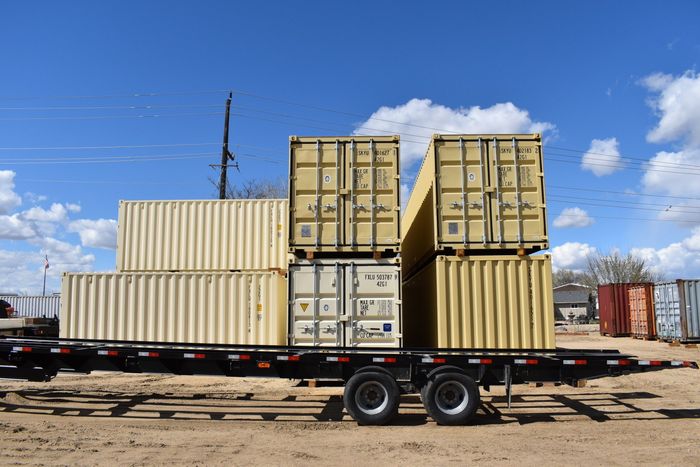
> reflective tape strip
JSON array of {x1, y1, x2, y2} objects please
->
[
  {"x1": 277, "y1": 355, "x2": 300, "y2": 361},
  {"x1": 372, "y1": 357, "x2": 396, "y2": 363},
  {"x1": 671, "y1": 361, "x2": 682, "y2": 366},
  {"x1": 50, "y1": 348, "x2": 70, "y2": 354},
  {"x1": 468, "y1": 358, "x2": 493, "y2": 364},
  {"x1": 421, "y1": 358, "x2": 446, "y2": 364},
  {"x1": 326, "y1": 356, "x2": 350, "y2": 362},
  {"x1": 563, "y1": 359, "x2": 587, "y2": 365},
  {"x1": 98, "y1": 350, "x2": 118, "y2": 356},
  {"x1": 12, "y1": 346, "x2": 32, "y2": 352},
  {"x1": 138, "y1": 351, "x2": 159, "y2": 357},
  {"x1": 184, "y1": 353, "x2": 205, "y2": 359},
  {"x1": 607, "y1": 359, "x2": 631, "y2": 366},
  {"x1": 228, "y1": 354, "x2": 251, "y2": 360},
  {"x1": 514, "y1": 359, "x2": 538, "y2": 365},
  {"x1": 639, "y1": 360, "x2": 662, "y2": 366},
  {"x1": 638, "y1": 360, "x2": 650, "y2": 365}
]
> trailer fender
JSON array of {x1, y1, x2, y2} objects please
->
[
  {"x1": 426, "y1": 365, "x2": 466, "y2": 380},
  {"x1": 353, "y1": 365, "x2": 395, "y2": 378}
]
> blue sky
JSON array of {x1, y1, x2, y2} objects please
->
[{"x1": 2, "y1": 1, "x2": 700, "y2": 293}]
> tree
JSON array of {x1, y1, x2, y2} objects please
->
[
  {"x1": 552, "y1": 269, "x2": 589, "y2": 287},
  {"x1": 585, "y1": 251, "x2": 663, "y2": 287},
  {"x1": 210, "y1": 176, "x2": 288, "y2": 199}
]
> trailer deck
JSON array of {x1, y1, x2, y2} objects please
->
[{"x1": 0, "y1": 336, "x2": 696, "y2": 425}]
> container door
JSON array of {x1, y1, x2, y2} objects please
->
[
  {"x1": 682, "y1": 280, "x2": 700, "y2": 339},
  {"x1": 345, "y1": 263, "x2": 401, "y2": 347},
  {"x1": 655, "y1": 283, "x2": 681, "y2": 340},
  {"x1": 290, "y1": 140, "x2": 344, "y2": 249},
  {"x1": 489, "y1": 136, "x2": 546, "y2": 246},
  {"x1": 435, "y1": 138, "x2": 491, "y2": 245},
  {"x1": 346, "y1": 139, "x2": 400, "y2": 249},
  {"x1": 289, "y1": 264, "x2": 343, "y2": 346}
]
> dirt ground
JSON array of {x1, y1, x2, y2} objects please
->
[{"x1": 0, "y1": 334, "x2": 698, "y2": 466}]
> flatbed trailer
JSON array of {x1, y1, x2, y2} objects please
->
[{"x1": 0, "y1": 336, "x2": 696, "y2": 425}]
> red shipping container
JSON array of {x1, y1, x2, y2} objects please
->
[
  {"x1": 628, "y1": 284, "x2": 656, "y2": 339},
  {"x1": 598, "y1": 283, "x2": 650, "y2": 337}
]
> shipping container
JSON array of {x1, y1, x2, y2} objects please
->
[
  {"x1": 288, "y1": 136, "x2": 401, "y2": 254},
  {"x1": 402, "y1": 134, "x2": 547, "y2": 276},
  {"x1": 0, "y1": 295, "x2": 60, "y2": 319},
  {"x1": 288, "y1": 259, "x2": 401, "y2": 347},
  {"x1": 116, "y1": 199, "x2": 288, "y2": 272},
  {"x1": 654, "y1": 280, "x2": 700, "y2": 343},
  {"x1": 598, "y1": 283, "x2": 649, "y2": 337},
  {"x1": 60, "y1": 272, "x2": 287, "y2": 345},
  {"x1": 627, "y1": 284, "x2": 655, "y2": 339},
  {"x1": 402, "y1": 254, "x2": 555, "y2": 349}
]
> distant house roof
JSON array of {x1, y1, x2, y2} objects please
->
[{"x1": 553, "y1": 283, "x2": 591, "y2": 290}]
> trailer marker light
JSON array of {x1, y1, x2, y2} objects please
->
[
  {"x1": 258, "y1": 362, "x2": 271, "y2": 368},
  {"x1": 228, "y1": 354, "x2": 251, "y2": 361},
  {"x1": 372, "y1": 357, "x2": 396, "y2": 363},
  {"x1": 138, "y1": 351, "x2": 159, "y2": 358},
  {"x1": 184, "y1": 353, "x2": 205, "y2": 359},
  {"x1": 277, "y1": 355, "x2": 300, "y2": 361},
  {"x1": 50, "y1": 348, "x2": 71, "y2": 354},
  {"x1": 98, "y1": 350, "x2": 119, "y2": 356},
  {"x1": 12, "y1": 346, "x2": 32, "y2": 353}
]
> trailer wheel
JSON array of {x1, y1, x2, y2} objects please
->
[
  {"x1": 422, "y1": 372, "x2": 480, "y2": 425},
  {"x1": 343, "y1": 371, "x2": 400, "y2": 425}
]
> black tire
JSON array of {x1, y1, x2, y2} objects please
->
[
  {"x1": 422, "y1": 372, "x2": 480, "y2": 425},
  {"x1": 343, "y1": 371, "x2": 400, "y2": 425}
]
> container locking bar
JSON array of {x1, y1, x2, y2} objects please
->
[
  {"x1": 459, "y1": 137, "x2": 469, "y2": 245},
  {"x1": 315, "y1": 140, "x2": 321, "y2": 248},
  {"x1": 478, "y1": 137, "x2": 487, "y2": 244},
  {"x1": 334, "y1": 140, "x2": 340, "y2": 248},
  {"x1": 493, "y1": 137, "x2": 504, "y2": 245},
  {"x1": 369, "y1": 139, "x2": 376, "y2": 249},
  {"x1": 512, "y1": 137, "x2": 524, "y2": 245}
]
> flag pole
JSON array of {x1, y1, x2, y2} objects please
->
[{"x1": 42, "y1": 255, "x2": 48, "y2": 296}]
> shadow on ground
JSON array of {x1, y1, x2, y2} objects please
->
[{"x1": 0, "y1": 389, "x2": 698, "y2": 426}]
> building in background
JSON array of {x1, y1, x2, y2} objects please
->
[{"x1": 553, "y1": 283, "x2": 594, "y2": 322}]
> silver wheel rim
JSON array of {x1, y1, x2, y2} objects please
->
[
  {"x1": 355, "y1": 381, "x2": 389, "y2": 415},
  {"x1": 435, "y1": 380, "x2": 469, "y2": 415}
]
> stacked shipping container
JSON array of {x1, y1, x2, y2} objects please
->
[
  {"x1": 402, "y1": 134, "x2": 555, "y2": 350},
  {"x1": 287, "y1": 136, "x2": 403, "y2": 348},
  {"x1": 61, "y1": 199, "x2": 290, "y2": 346}
]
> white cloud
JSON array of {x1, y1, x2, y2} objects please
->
[
  {"x1": 23, "y1": 203, "x2": 68, "y2": 223},
  {"x1": 65, "y1": 203, "x2": 81, "y2": 213},
  {"x1": 581, "y1": 137, "x2": 623, "y2": 176},
  {"x1": 642, "y1": 147, "x2": 700, "y2": 197},
  {"x1": 68, "y1": 219, "x2": 118, "y2": 249},
  {"x1": 550, "y1": 242, "x2": 597, "y2": 272},
  {"x1": 0, "y1": 170, "x2": 22, "y2": 214},
  {"x1": 642, "y1": 71, "x2": 700, "y2": 145},
  {"x1": 0, "y1": 214, "x2": 36, "y2": 239},
  {"x1": 553, "y1": 207, "x2": 594, "y2": 228},
  {"x1": 631, "y1": 227, "x2": 700, "y2": 277},
  {"x1": 24, "y1": 192, "x2": 48, "y2": 204},
  {"x1": 354, "y1": 98, "x2": 555, "y2": 169},
  {"x1": 0, "y1": 239, "x2": 95, "y2": 295}
]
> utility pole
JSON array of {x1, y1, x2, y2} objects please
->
[{"x1": 218, "y1": 92, "x2": 235, "y2": 199}]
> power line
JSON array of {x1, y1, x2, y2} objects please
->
[
  {"x1": 0, "y1": 142, "x2": 220, "y2": 151},
  {"x1": 545, "y1": 156, "x2": 700, "y2": 177},
  {"x1": 0, "y1": 103, "x2": 222, "y2": 111},
  {"x1": 546, "y1": 149, "x2": 700, "y2": 172},
  {"x1": 549, "y1": 196, "x2": 700, "y2": 215},
  {"x1": 0, "y1": 89, "x2": 230, "y2": 101},
  {"x1": 548, "y1": 194, "x2": 700, "y2": 213},
  {"x1": 551, "y1": 208, "x2": 700, "y2": 225},
  {"x1": 547, "y1": 184, "x2": 700, "y2": 201},
  {"x1": 0, "y1": 112, "x2": 224, "y2": 122}
]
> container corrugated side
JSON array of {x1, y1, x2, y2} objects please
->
[
  {"x1": 654, "y1": 282, "x2": 682, "y2": 341},
  {"x1": 0, "y1": 295, "x2": 60, "y2": 319},
  {"x1": 628, "y1": 284, "x2": 655, "y2": 339},
  {"x1": 116, "y1": 199, "x2": 288, "y2": 272},
  {"x1": 402, "y1": 255, "x2": 555, "y2": 349},
  {"x1": 655, "y1": 280, "x2": 700, "y2": 343},
  {"x1": 60, "y1": 272, "x2": 286, "y2": 345},
  {"x1": 288, "y1": 136, "x2": 400, "y2": 254},
  {"x1": 288, "y1": 259, "x2": 401, "y2": 347},
  {"x1": 402, "y1": 134, "x2": 548, "y2": 277}
]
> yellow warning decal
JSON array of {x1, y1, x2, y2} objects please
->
[{"x1": 300, "y1": 303, "x2": 309, "y2": 312}]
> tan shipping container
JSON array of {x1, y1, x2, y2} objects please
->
[
  {"x1": 402, "y1": 134, "x2": 548, "y2": 276},
  {"x1": 288, "y1": 259, "x2": 402, "y2": 347},
  {"x1": 116, "y1": 199, "x2": 288, "y2": 272},
  {"x1": 628, "y1": 284, "x2": 656, "y2": 339},
  {"x1": 403, "y1": 255, "x2": 555, "y2": 349},
  {"x1": 288, "y1": 136, "x2": 400, "y2": 254},
  {"x1": 60, "y1": 272, "x2": 286, "y2": 345}
]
